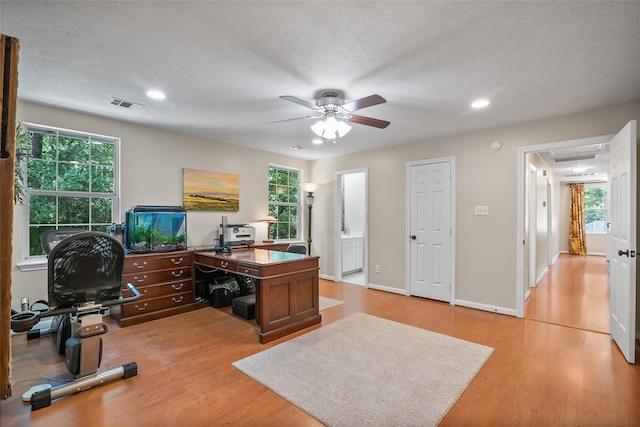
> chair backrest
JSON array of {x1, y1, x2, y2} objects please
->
[
  {"x1": 48, "y1": 232, "x2": 125, "y2": 309},
  {"x1": 41, "y1": 229, "x2": 88, "y2": 255},
  {"x1": 286, "y1": 244, "x2": 307, "y2": 254}
]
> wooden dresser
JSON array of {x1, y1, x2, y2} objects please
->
[{"x1": 112, "y1": 250, "x2": 196, "y2": 327}]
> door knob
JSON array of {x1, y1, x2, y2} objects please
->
[
  {"x1": 411, "y1": 235, "x2": 417, "y2": 240},
  {"x1": 618, "y1": 249, "x2": 629, "y2": 257}
]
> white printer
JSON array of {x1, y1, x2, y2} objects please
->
[{"x1": 220, "y1": 224, "x2": 255, "y2": 246}]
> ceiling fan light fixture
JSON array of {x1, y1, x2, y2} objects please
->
[
  {"x1": 337, "y1": 120, "x2": 352, "y2": 137},
  {"x1": 310, "y1": 116, "x2": 352, "y2": 139},
  {"x1": 310, "y1": 120, "x2": 325, "y2": 137}
]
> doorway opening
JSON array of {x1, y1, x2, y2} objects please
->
[
  {"x1": 334, "y1": 168, "x2": 367, "y2": 286},
  {"x1": 516, "y1": 134, "x2": 614, "y2": 319}
]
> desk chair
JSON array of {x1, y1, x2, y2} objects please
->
[
  {"x1": 10, "y1": 231, "x2": 141, "y2": 410},
  {"x1": 286, "y1": 244, "x2": 307, "y2": 254}
]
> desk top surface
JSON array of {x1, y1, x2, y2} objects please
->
[{"x1": 194, "y1": 248, "x2": 317, "y2": 266}]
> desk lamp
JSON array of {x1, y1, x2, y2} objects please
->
[{"x1": 260, "y1": 216, "x2": 277, "y2": 243}]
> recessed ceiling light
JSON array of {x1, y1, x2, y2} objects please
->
[
  {"x1": 312, "y1": 139, "x2": 323, "y2": 145},
  {"x1": 289, "y1": 145, "x2": 304, "y2": 151},
  {"x1": 471, "y1": 99, "x2": 490, "y2": 109},
  {"x1": 146, "y1": 90, "x2": 166, "y2": 100}
]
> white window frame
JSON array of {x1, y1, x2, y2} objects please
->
[
  {"x1": 584, "y1": 183, "x2": 607, "y2": 234},
  {"x1": 17, "y1": 122, "x2": 120, "y2": 271},
  {"x1": 268, "y1": 164, "x2": 301, "y2": 242}
]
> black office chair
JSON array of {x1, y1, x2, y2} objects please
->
[
  {"x1": 286, "y1": 244, "x2": 307, "y2": 254},
  {"x1": 10, "y1": 232, "x2": 141, "y2": 410},
  {"x1": 41, "y1": 228, "x2": 88, "y2": 255}
]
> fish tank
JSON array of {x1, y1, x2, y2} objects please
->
[{"x1": 124, "y1": 206, "x2": 187, "y2": 253}]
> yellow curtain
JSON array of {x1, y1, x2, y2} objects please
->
[{"x1": 568, "y1": 183, "x2": 587, "y2": 255}]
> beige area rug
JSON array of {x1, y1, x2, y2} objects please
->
[
  {"x1": 233, "y1": 312, "x2": 493, "y2": 426},
  {"x1": 319, "y1": 296, "x2": 345, "y2": 311}
]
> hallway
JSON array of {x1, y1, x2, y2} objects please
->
[{"x1": 525, "y1": 253, "x2": 609, "y2": 334}]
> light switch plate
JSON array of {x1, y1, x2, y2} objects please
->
[{"x1": 474, "y1": 206, "x2": 489, "y2": 216}]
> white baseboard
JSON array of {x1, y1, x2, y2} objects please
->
[
  {"x1": 319, "y1": 273, "x2": 335, "y2": 281},
  {"x1": 455, "y1": 299, "x2": 518, "y2": 317},
  {"x1": 366, "y1": 283, "x2": 407, "y2": 295},
  {"x1": 535, "y1": 266, "x2": 549, "y2": 286}
]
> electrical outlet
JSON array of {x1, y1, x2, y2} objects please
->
[
  {"x1": 474, "y1": 206, "x2": 489, "y2": 216},
  {"x1": 375, "y1": 265, "x2": 381, "y2": 273}
]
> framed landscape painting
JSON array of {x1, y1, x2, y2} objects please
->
[{"x1": 183, "y1": 168, "x2": 239, "y2": 211}]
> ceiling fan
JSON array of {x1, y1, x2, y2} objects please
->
[{"x1": 270, "y1": 91, "x2": 390, "y2": 139}]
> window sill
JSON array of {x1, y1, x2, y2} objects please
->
[{"x1": 17, "y1": 259, "x2": 47, "y2": 272}]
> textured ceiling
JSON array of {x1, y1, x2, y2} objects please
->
[{"x1": 1, "y1": 1, "x2": 639, "y2": 172}]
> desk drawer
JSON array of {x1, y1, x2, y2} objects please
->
[
  {"x1": 122, "y1": 291, "x2": 193, "y2": 317},
  {"x1": 237, "y1": 262, "x2": 260, "y2": 276},
  {"x1": 123, "y1": 266, "x2": 191, "y2": 286},
  {"x1": 200, "y1": 257, "x2": 237, "y2": 272}
]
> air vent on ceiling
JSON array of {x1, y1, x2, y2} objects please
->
[
  {"x1": 554, "y1": 153, "x2": 598, "y2": 162},
  {"x1": 288, "y1": 145, "x2": 304, "y2": 151},
  {"x1": 110, "y1": 97, "x2": 145, "y2": 109}
]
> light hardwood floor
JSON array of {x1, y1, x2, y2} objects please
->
[
  {"x1": 525, "y1": 253, "x2": 610, "y2": 333},
  {"x1": 2, "y1": 257, "x2": 639, "y2": 426}
]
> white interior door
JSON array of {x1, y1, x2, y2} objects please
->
[
  {"x1": 408, "y1": 160, "x2": 452, "y2": 302},
  {"x1": 608, "y1": 120, "x2": 637, "y2": 364}
]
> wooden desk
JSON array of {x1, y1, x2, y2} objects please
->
[{"x1": 194, "y1": 249, "x2": 321, "y2": 343}]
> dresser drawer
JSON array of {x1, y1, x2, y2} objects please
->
[
  {"x1": 123, "y1": 266, "x2": 191, "y2": 286},
  {"x1": 122, "y1": 291, "x2": 193, "y2": 317},
  {"x1": 123, "y1": 252, "x2": 192, "y2": 273},
  {"x1": 155, "y1": 253, "x2": 192, "y2": 270},
  {"x1": 123, "y1": 279, "x2": 192, "y2": 299}
]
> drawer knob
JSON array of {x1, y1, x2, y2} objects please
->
[
  {"x1": 134, "y1": 261, "x2": 147, "y2": 269},
  {"x1": 171, "y1": 257, "x2": 183, "y2": 265},
  {"x1": 134, "y1": 303, "x2": 148, "y2": 311},
  {"x1": 171, "y1": 270, "x2": 184, "y2": 278},
  {"x1": 172, "y1": 283, "x2": 184, "y2": 291},
  {"x1": 172, "y1": 296, "x2": 184, "y2": 304},
  {"x1": 134, "y1": 275, "x2": 147, "y2": 283},
  {"x1": 221, "y1": 261, "x2": 228, "y2": 268}
]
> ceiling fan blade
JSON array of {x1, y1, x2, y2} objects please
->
[
  {"x1": 348, "y1": 114, "x2": 390, "y2": 129},
  {"x1": 342, "y1": 94, "x2": 386, "y2": 112},
  {"x1": 280, "y1": 95, "x2": 321, "y2": 110},
  {"x1": 267, "y1": 115, "x2": 322, "y2": 125}
]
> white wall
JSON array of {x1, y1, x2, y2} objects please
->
[
  {"x1": 11, "y1": 100, "x2": 640, "y2": 314},
  {"x1": 310, "y1": 102, "x2": 639, "y2": 312},
  {"x1": 11, "y1": 101, "x2": 310, "y2": 309}
]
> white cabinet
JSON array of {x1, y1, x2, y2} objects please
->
[{"x1": 342, "y1": 236, "x2": 364, "y2": 273}]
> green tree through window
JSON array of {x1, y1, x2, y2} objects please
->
[
  {"x1": 18, "y1": 123, "x2": 119, "y2": 256},
  {"x1": 268, "y1": 166, "x2": 300, "y2": 240},
  {"x1": 584, "y1": 185, "x2": 607, "y2": 233}
]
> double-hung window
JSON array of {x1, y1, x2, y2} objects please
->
[
  {"x1": 267, "y1": 165, "x2": 300, "y2": 240},
  {"x1": 18, "y1": 123, "x2": 119, "y2": 259},
  {"x1": 584, "y1": 184, "x2": 607, "y2": 233}
]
